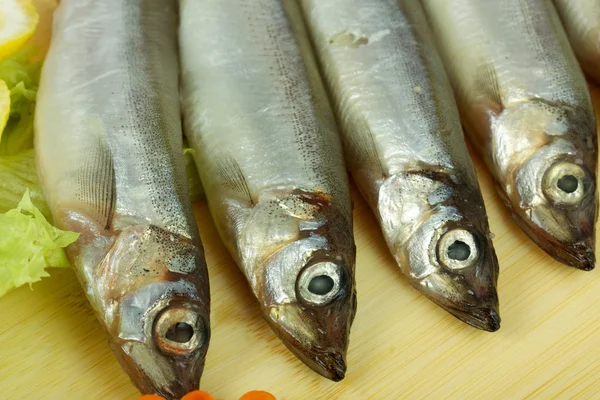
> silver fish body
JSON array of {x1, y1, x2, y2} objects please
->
[
  {"x1": 179, "y1": 0, "x2": 356, "y2": 381},
  {"x1": 553, "y1": 0, "x2": 600, "y2": 83},
  {"x1": 422, "y1": 0, "x2": 598, "y2": 270},
  {"x1": 35, "y1": 1, "x2": 210, "y2": 398},
  {"x1": 299, "y1": 0, "x2": 500, "y2": 331}
]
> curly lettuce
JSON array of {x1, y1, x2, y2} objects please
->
[
  {"x1": 0, "y1": 149, "x2": 49, "y2": 218},
  {"x1": 0, "y1": 190, "x2": 78, "y2": 297},
  {"x1": 0, "y1": 48, "x2": 77, "y2": 297}
]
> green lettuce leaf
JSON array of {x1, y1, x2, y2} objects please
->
[
  {"x1": 0, "y1": 149, "x2": 50, "y2": 219},
  {"x1": 0, "y1": 47, "x2": 41, "y2": 156},
  {"x1": 0, "y1": 47, "x2": 79, "y2": 297},
  {"x1": 0, "y1": 190, "x2": 79, "y2": 297}
]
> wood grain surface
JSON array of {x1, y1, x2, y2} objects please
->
[{"x1": 1, "y1": 1, "x2": 600, "y2": 399}]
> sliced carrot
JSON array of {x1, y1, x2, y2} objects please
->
[
  {"x1": 239, "y1": 391, "x2": 277, "y2": 400},
  {"x1": 137, "y1": 395, "x2": 166, "y2": 400},
  {"x1": 182, "y1": 390, "x2": 216, "y2": 400}
]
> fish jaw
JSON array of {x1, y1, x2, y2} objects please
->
[
  {"x1": 69, "y1": 223, "x2": 211, "y2": 399},
  {"x1": 417, "y1": 268, "x2": 500, "y2": 332},
  {"x1": 507, "y1": 190, "x2": 597, "y2": 271},
  {"x1": 265, "y1": 296, "x2": 355, "y2": 381},
  {"x1": 377, "y1": 171, "x2": 500, "y2": 330}
]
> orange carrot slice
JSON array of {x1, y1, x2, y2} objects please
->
[
  {"x1": 182, "y1": 390, "x2": 216, "y2": 400},
  {"x1": 239, "y1": 390, "x2": 277, "y2": 400}
]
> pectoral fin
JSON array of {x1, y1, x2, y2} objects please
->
[{"x1": 76, "y1": 116, "x2": 116, "y2": 231}]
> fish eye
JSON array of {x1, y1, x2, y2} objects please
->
[
  {"x1": 437, "y1": 229, "x2": 480, "y2": 270},
  {"x1": 153, "y1": 306, "x2": 206, "y2": 355},
  {"x1": 308, "y1": 275, "x2": 335, "y2": 295},
  {"x1": 447, "y1": 240, "x2": 471, "y2": 261},
  {"x1": 297, "y1": 261, "x2": 344, "y2": 306},
  {"x1": 165, "y1": 322, "x2": 195, "y2": 343},
  {"x1": 543, "y1": 162, "x2": 587, "y2": 205},
  {"x1": 557, "y1": 175, "x2": 578, "y2": 193}
]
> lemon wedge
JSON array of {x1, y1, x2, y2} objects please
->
[
  {"x1": 0, "y1": 80, "x2": 9, "y2": 138},
  {"x1": 0, "y1": 0, "x2": 39, "y2": 60}
]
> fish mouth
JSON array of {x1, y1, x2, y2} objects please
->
[
  {"x1": 512, "y1": 210, "x2": 596, "y2": 271},
  {"x1": 414, "y1": 284, "x2": 500, "y2": 332},
  {"x1": 264, "y1": 305, "x2": 351, "y2": 382},
  {"x1": 273, "y1": 330, "x2": 348, "y2": 381},
  {"x1": 118, "y1": 357, "x2": 203, "y2": 400},
  {"x1": 154, "y1": 381, "x2": 199, "y2": 400},
  {"x1": 110, "y1": 340, "x2": 205, "y2": 400},
  {"x1": 312, "y1": 351, "x2": 347, "y2": 381},
  {"x1": 444, "y1": 304, "x2": 501, "y2": 332},
  {"x1": 416, "y1": 270, "x2": 500, "y2": 332},
  {"x1": 557, "y1": 242, "x2": 595, "y2": 271}
]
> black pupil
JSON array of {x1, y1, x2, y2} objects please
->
[
  {"x1": 448, "y1": 240, "x2": 471, "y2": 261},
  {"x1": 557, "y1": 175, "x2": 578, "y2": 193},
  {"x1": 165, "y1": 322, "x2": 194, "y2": 343},
  {"x1": 308, "y1": 275, "x2": 335, "y2": 295}
]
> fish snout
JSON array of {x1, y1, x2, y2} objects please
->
[
  {"x1": 514, "y1": 159, "x2": 597, "y2": 270},
  {"x1": 265, "y1": 300, "x2": 354, "y2": 381},
  {"x1": 110, "y1": 292, "x2": 210, "y2": 400},
  {"x1": 314, "y1": 351, "x2": 347, "y2": 382},
  {"x1": 467, "y1": 306, "x2": 501, "y2": 332},
  {"x1": 418, "y1": 271, "x2": 500, "y2": 331},
  {"x1": 561, "y1": 241, "x2": 595, "y2": 271},
  {"x1": 149, "y1": 375, "x2": 199, "y2": 400},
  {"x1": 513, "y1": 202, "x2": 597, "y2": 270},
  {"x1": 112, "y1": 339, "x2": 206, "y2": 400}
]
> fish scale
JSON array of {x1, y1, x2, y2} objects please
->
[{"x1": 35, "y1": 1, "x2": 210, "y2": 398}]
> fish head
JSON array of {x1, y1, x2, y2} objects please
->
[
  {"x1": 244, "y1": 190, "x2": 356, "y2": 381},
  {"x1": 512, "y1": 153, "x2": 597, "y2": 270},
  {"x1": 98, "y1": 225, "x2": 210, "y2": 399},
  {"x1": 499, "y1": 101, "x2": 597, "y2": 270},
  {"x1": 379, "y1": 171, "x2": 500, "y2": 331},
  {"x1": 265, "y1": 256, "x2": 356, "y2": 381}
]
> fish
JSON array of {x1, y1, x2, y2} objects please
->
[
  {"x1": 298, "y1": 0, "x2": 500, "y2": 331},
  {"x1": 35, "y1": 1, "x2": 211, "y2": 398},
  {"x1": 179, "y1": 0, "x2": 356, "y2": 381},
  {"x1": 421, "y1": 0, "x2": 598, "y2": 270},
  {"x1": 553, "y1": 0, "x2": 600, "y2": 83}
]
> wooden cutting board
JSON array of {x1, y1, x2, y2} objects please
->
[{"x1": 1, "y1": 1, "x2": 599, "y2": 399}]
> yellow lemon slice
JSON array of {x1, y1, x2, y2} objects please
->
[
  {"x1": 0, "y1": 0, "x2": 39, "y2": 60},
  {"x1": 0, "y1": 80, "x2": 10, "y2": 139}
]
